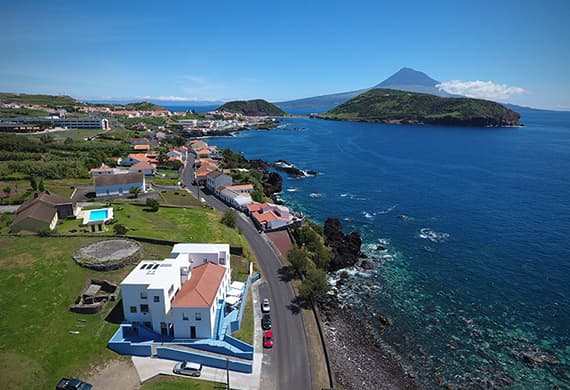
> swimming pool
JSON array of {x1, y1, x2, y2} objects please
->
[
  {"x1": 89, "y1": 209, "x2": 108, "y2": 222},
  {"x1": 82, "y1": 208, "x2": 114, "y2": 225}
]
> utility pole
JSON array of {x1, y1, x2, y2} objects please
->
[{"x1": 226, "y1": 357, "x2": 230, "y2": 389}]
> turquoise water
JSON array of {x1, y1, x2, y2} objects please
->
[
  {"x1": 206, "y1": 111, "x2": 570, "y2": 388},
  {"x1": 88, "y1": 209, "x2": 108, "y2": 222}
]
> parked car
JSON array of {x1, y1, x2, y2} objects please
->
[
  {"x1": 261, "y1": 313, "x2": 272, "y2": 330},
  {"x1": 55, "y1": 377, "x2": 93, "y2": 390},
  {"x1": 263, "y1": 330, "x2": 274, "y2": 348},
  {"x1": 261, "y1": 298, "x2": 270, "y2": 313},
  {"x1": 173, "y1": 361, "x2": 202, "y2": 377}
]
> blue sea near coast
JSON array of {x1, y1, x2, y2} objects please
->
[{"x1": 207, "y1": 111, "x2": 570, "y2": 388}]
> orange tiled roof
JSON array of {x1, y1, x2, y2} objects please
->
[
  {"x1": 171, "y1": 263, "x2": 226, "y2": 308},
  {"x1": 129, "y1": 161, "x2": 156, "y2": 170},
  {"x1": 133, "y1": 144, "x2": 150, "y2": 151}
]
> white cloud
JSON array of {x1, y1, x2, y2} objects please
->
[{"x1": 437, "y1": 80, "x2": 526, "y2": 101}]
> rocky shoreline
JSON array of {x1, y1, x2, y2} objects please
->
[{"x1": 320, "y1": 300, "x2": 418, "y2": 390}]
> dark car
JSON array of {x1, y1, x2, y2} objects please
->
[
  {"x1": 261, "y1": 313, "x2": 272, "y2": 330},
  {"x1": 56, "y1": 377, "x2": 93, "y2": 390}
]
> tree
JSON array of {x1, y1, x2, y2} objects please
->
[
  {"x1": 2, "y1": 186, "x2": 11, "y2": 198},
  {"x1": 299, "y1": 268, "x2": 329, "y2": 303},
  {"x1": 146, "y1": 198, "x2": 159, "y2": 212},
  {"x1": 38, "y1": 179, "x2": 45, "y2": 192},
  {"x1": 129, "y1": 186, "x2": 141, "y2": 199},
  {"x1": 29, "y1": 176, "x2": 37, "y2": 191},
  {"x1": 221, "y1": 209, "x2": 237, "y2": 228},
  {"x1": 113, "y1": 224, "x2": 128, "y2": 235},
  {"x1": 287, "y1": 247, "x2": 309, "y2": 277},
  {"x1": 64, "y1": 137, "x2": 73, "y2": 144}
]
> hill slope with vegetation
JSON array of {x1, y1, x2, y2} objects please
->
[
  {"x1": 218, "y1": 99, "x2": 286, "y2": 116},
  {"x1": 321, "y1": 88, "x2": 520, "y2": 127},
  {"x1": 123, "y1": 101, "x2": 166, "y2": 111},
  {"x1": 0, "y1": 92, "x2": 78, "y2": 108}
]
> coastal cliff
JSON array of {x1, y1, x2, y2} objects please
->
[{"x1": 319, "y1": 88, "x2": 521, "y2": 127}]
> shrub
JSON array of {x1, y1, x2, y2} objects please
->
[
  {"x1": 113, "y1": 224, "x2": 128, "y2": 235},
  {"x1": 37, "y1": 228, "x2": 53, "y2": 237},
  {"x1": 221, "y1": 209, "x2": 237, "y2": 228},
  {"x1": 146, "y1": 198, "x2": 159, "y2": 212}
]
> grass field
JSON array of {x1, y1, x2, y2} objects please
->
[
  {"x1": 0, "y1": 178, "x2": 91, "y2": 204},
  {"x1": 158, "y1": 190, "x2": 203, "y2": 207},
  {"x1": 0, "y1": 236, "x2": 172, "y2": 390},
  {"x1": 230, "y1": 287, "x2": 253, "y2": 344},
  {"x1": 59, "y1": 201, "x2": 251, "y2": 248},
  {"x1": 141, "y1": 375, "x2": 227, "y2": 389}
]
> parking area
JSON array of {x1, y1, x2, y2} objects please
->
[{"x1": 131, "y1": 280, "x2": 265, "y2": 390}]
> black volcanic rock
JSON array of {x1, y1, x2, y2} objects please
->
[
  {"x1": 262, "y1": 171, "x2": 282, "y2": 196},
  {"x1": 324, "y1": 218, "x2": 362, "y2": 272}
]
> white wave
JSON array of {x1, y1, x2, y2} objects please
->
[
  {"x1": 377, "y1": 204, "x2": 398, "y2": 215},
  {"x1": 362, "y1": 211, "x2": 375, "y2": 219},
  {"x1": 419, "y1": 228, "x2": 450, "y2": 243},
  {"x1": 286, "y1": 187, "x2": 298, "y2": 192},
  {"x1": 309, "y1": 192, "x2": 323, "y2": 198}
]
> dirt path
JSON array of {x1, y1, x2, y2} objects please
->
[{"x1": 86, "y1": 359, "x2": 140, "y2": 390}]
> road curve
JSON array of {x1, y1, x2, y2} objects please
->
[{"x1": 180, "y1": 159, "x2": 312, "y2": 390}]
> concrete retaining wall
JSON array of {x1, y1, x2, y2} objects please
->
[{"x1": 156, "y1": 347, "x2": 252, "y2": 373}]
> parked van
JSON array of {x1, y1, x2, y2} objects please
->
[{"x1": 173, "y1": 361, "x2": 202, "y2": 377}]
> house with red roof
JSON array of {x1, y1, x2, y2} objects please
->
[
  {"x1": 247, "y1": 202, "x2": 296, "y2": 231},
  {"x1": 120, "y1": 243, "x2": 232, "y2": 339},
  {"x1": 128, "y1": 161, "x2": 157, "y2": 176}
]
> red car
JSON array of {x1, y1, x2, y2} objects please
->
[{"x1": 263, "y1": 330, "x2": 274, "y2": 348}]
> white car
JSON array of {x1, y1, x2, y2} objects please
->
[
  {"x1": 262, "y1": 298, "x2": 270, "y2": 313},
  {"x1": 173, "y1": 361, "x2": 202, "y2": 377}
]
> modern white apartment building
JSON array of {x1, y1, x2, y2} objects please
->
[{"x1": 121, "y1": 243, "x2": 231, "y2": 339}]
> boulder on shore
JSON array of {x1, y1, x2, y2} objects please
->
[{"x1": 324, "y1": 218, "x2": 362, "y2": 272}]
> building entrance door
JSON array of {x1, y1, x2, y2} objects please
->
[{"x1": 190, "y1": 326, "x2": 196, "y2": 339}]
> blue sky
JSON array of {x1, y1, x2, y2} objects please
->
[{"x1": 0, "y1": 0, "x2": 569, "y2": 109}]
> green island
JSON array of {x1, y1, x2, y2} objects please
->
[
  {"x1": 319, "y1": 88, "x2": 521, "y2": 127},
  {"x1": 217, "y1": 99, "x2": 286, "y2": 116}
]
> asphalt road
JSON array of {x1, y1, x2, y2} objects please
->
[{"x1": 180, "y1": 159, "x2": 312, "y2": 390}]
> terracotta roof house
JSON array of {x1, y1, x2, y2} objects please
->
[
  {"x1": 133, "y1": 144, "x2": 150, "y2": 151},
  {"x1": 90, "y1": 163, "x2": 119, "y2": 176},
  {"x1": 246, "y1": 202, "x2": 293, "y2": 231},
  {"x1": 128, "y1": 161, "x2": 157, "y2": 176},
  {"x1": 120, "y1": 243, "x2": 231, "y2": 339},
  {"x1": 10, "y1": 191, "x2": 77, "y2": 233},
  {"x1": 94, "y1": 172, "x2": 145, "y2": 198}
]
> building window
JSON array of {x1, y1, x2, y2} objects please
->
[
  {"x1": 195, "y1": 312, "x2": 202, "y2": 321},
  {"x1": 140, "y1": 292, "x2": 147, "y2": 299},
  {"x1": 153, "y1": 296, "x2": 160, "y2": 303},
  {"x1": 130, "y1": 306, "x2": 137, "y2": 313},
  {"x1": 219, "y1": 257, "x2": 226, "y2": 265},
  {"x1": 140, "y1": 304, "x2": 149, "y2": 313},
  {"x1": 143, "y1": 321, "x2": 152, "y2": 328},
  {"x1": 182, "y1": 313, "x2": 188, "y2": 321}
]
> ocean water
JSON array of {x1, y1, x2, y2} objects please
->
[{"x1": 206, "y1": 112, "x2": 570, "y2": 388}]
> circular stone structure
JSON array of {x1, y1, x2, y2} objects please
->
[{"x1": 74, "y1": 239, "x2": 143, "y2": 271}]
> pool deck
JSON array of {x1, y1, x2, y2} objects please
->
[{"x1": 80, "y1": 207, "x2": 114, "y2": 224}]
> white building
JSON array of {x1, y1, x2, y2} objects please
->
[
  {"x1": 206, "y1": 171, "x2": 232, "y2": 194},
  {"x1": 218, "y1": 188, "x2": 253, "y2": 210},
  {"x1": 121, "y1": 243, "x2": 231, "y2": 339},
  {"x1": 94, "y1": 172, "x2": 145, "y2": 197},
  {"x1": 128, "y1": 161, "x2": 157, "y2": 176}
]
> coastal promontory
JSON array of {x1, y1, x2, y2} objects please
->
[
  {"x1": 217, "y1": 99, "x2": 286, "y2": 116},
  {"x1": 319, "y1": 88, "x2": 521, "y2": 127}
]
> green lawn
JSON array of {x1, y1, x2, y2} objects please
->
[
  {"x1": 0, "y1": 236, "x2": 173, "y2": 390},
  {"x1": 141, "y1": 375, "x2": 227, "y2": 389},
  {"x1": 0, "y1": 178, "x2": 91, "y2": 204},
  {"x1": 0, "y1": 200, "x2": 257, "y2": 389},
  {"x1": 27, "y1": 128, "x2": 105, "y2": 141},
  {"x1": 230, "y1": 286, "x2": 253, "y2": 344},
  {"x1": 159, "y1": 190, "x2": 203, "y2": 207},
  {"x1": 60, "y1": 201, "x2": 251, "y2": 249}
]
